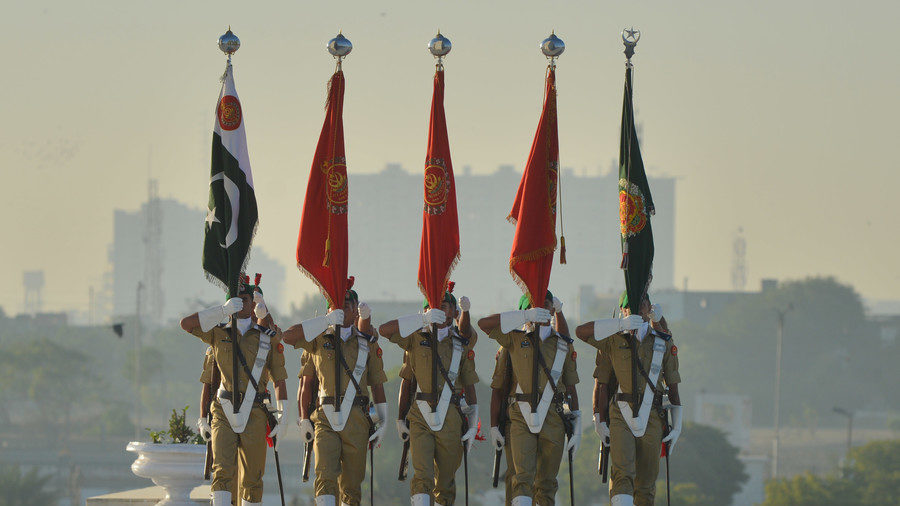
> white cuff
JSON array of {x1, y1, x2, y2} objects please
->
[
  {"x1": 300, "y1": 315, "x2": 328, "y2": 342},
  {"x1": 374, "y1": 402, "x2": 389, "y2": 424},
  {"x1": 397, "y1": 313, "x2": 425, "y2": 338},
  {"x1": 198, "y1": 305, "x2": 226, "y2": 332},
  {"x1": 499, "y1": 310, "x2": 526, "y2": 333}
]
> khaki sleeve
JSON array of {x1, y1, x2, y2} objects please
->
[
  {"x1": 488, "y1": 327, "x2": 514, "y2": 348},
  {"x1": 592, "y1": 336, "x2": 614, "y2": 384},
  {"x1": 199, "y1": 347, "x2": 215, "y2": 384},
  {"x1": 292, "y1": 331, "x2": 321, "y2": 352},
  {"x1": 398, "y1": 352, "x2": 413, "y2": 381},
  {"x1": 366, "y1": 341, "x2": 388, "y2": 386},
  {"x1": 458, "y1": 346, "x2": 480, "y2": 386},
  {"x1": 561, "y1": 342, "x2": 579, "y2": 386},
  {"x1": 388, "y1": 331, "x2": 414, "y2": 350},
  {"x1": 299, "y1": 352, "x2": 317, "y2": 378},
  {"x1": 663, "y1": 339, "x2": 681, "y2": 385},
  {"x1": 267, "y1": 335, "x2": 288, "y2": 383},
  {"x1": 464, "y1": 324, "x2": 478, "y2": 346},
  {"x1": 190, "y1": 326, "x2": 216, "y2": 345},
  {"x1": 490, "y1": 348, "x2": 510, "y2": 389}
]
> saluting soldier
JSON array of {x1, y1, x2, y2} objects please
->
[
  {"x1": 379, "y1": 285, "x2": 479, "y2": 506},
  {"x1": 282, "y1": 280, "x2": 388, "y2": 506},
  {"x1": 478, "y1": 291, "x2": 583, "y2": 506},
  {"x1": 180, "y1": 276, "x2": 288, "y2": 506},
  {"x1": 575, "y1": 293, "x2": 682, "y2": 506}
]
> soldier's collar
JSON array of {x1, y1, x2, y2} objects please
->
[
  {"x1": 225, "y1": 317, "x2": 253, "y2": 336},
  {"x1": 539, "y1": 324, "x2": 552, "y2": 341},
  {"x1": 636, "y1": 322, "x2": 650, "y2": 342},
  {"x1": 340, "y1": 326, "x2": 353, "y2": 342}
]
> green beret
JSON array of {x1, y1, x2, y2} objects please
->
[
  {"x1": 423, "y1": 291, "x2": 457, "y2": 310},
  {"x1": 619, "y1": 291, "x2": 628, "y2": 308},
  {"x1": 518, "y1": 290, "x2": 554, "y2": 310}
]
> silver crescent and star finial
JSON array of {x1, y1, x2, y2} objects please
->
[{"x1": 622, "y1": 27, "x2": 641, "y2": 63}]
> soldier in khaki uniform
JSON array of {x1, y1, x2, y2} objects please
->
[
  {"x1": 180, "y1": 279, "x2": 289, "y2": 506},
  {"x1": 489, "y1": 346, "x2": 515, "y2": 506},
  {"x1": 479, "y1": 291, "x2": 583, "y2": 506},
  {"x1": 575, "y1": 293, "x2": 682, "y2": 506},
  {"x1": 379, "y1": 288, "x2": 480, "y2": 506},
  {"x1": 283, "y1": 284, "x2": 388, "y2": 506}
]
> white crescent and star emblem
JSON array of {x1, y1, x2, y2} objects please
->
[{"x1": 209, "y1": 172, "x2": 240, "y2": 249}]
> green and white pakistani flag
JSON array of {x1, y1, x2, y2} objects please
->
[
  {"x1": 203, "y1": 62, "x2": 258, "y2": 298},
  {"x1": 618, "y1": 63, "x2": 655, "y2": 314}
]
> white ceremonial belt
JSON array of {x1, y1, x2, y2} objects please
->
[
  {"x1": 516, "y1": 337, "x2": 567, "y2": 433},
  {"x1": 215, "y1": 330, "x2": 271, "y2": 433},
  {"x1": 416, "y1": 338, "x2": 463, "y2": 431},
  {"x1": 616, "y1": 336, "x2": 666, "y2": 437},
  {"x1": 321, "y1": 336, "x2": 369, "y2": 432}
]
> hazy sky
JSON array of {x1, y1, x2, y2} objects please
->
[{"x1": 2, "y1": 1, "x2": 898, "y2": 315}]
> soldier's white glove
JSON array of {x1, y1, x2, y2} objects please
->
[
  {"x1": 197, "y1": 417, "x2": 212, "y2": 442},
  {"x1": 552, "y1": 297, "x2": 563, "y2": 313},
  {"x1": 458, "y1": 296, "x2": 471, "y2": 312},
  {"x1": 396, "y1": 309, "x2": 446, "y2": 337},
  {"x1": 253, "y1": 292, "x2": 268, "y2": 319},
  {"x1": 197, "y1": 297, "x2": 243, "y2": 332},
  {"x1": 460, "y1": 405, "x2": 479, "y2": 453},
  {"x1": 593, "y1": 413, "x2": 610, "y2": 447},
  {"x1": 298, "y1": 418, "x2": 315, "y2": 443},
  {"x1": 357, "y1": 301, "x2": 372, "y2": 320},
  {"x1": 396, "y1": 419, "x2": 410, "y2": 442},
  {"x1": 499, "y1": 308, "x2": 551, "y2": 333},
  {"x1": 268, "y1": 399, "x2": 286, "y2": 450},
  {"x1": 490, "y1": 426, "x2": 505, "y2": 450},
  {"x1": 368, "y1": 403, "x2": 389, "y2": 448},
  {"x1": 299, "y1": 309, "x2": 344, "y2": 342},
  {"x1": 565, "y1": 410, "x2": 582, "y2": 456},
  {"x1": 591, "y1": 315, "x2": 645, "y2": 340},
  {"x1": 650, "y1": 304, "x2": 663, "y2": 323},
  {"x1": 662, "y1": 405, "x2": 683, "y2": 454}
]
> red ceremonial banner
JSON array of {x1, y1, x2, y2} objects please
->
[
  {"x1": 418, "y1": 70, "x2": 460, "y2": 308},
  {"x1": 508, "y1": 67, "x2": 559, "y2": 306},
  {"x1": 296, "y1": 71, "x2": 349, "y2": 309}
]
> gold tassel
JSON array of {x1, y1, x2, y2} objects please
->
[
  {"x1": 322, "y1": 238, "x2": 331, "y2": 267},
  {"x1": 559, "y1": 235, "x2": 567, "y2": 264}
]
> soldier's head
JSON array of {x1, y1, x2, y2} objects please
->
[
  {"x1": 423, "y1": 281, "x2": 458, "y2": 327},
  {"x1": 619, "y1": 291, "x2": 651, "y2": 320},
  {"x1": 340, "y1": 276, "x2": 359, "y2": 326},
  {"x1": 236, "y1": 273, "x2": 260, "y2": 319},
  {"x1": 519, "y1": 290, "x2": 555, "y2": 315}
]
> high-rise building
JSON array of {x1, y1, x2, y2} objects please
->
[
  {"x1": 347, "y1": 164, "x2": 675, "y2": 313},
  {"x1": 110, "y1": 198, "x2": 285, "y2": 326}
]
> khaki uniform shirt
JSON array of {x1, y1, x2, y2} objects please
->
[
  {"x1": 489, "y1": 327, "x2": 579, "y2": 395},
  {"x1": 591, "y1": 328, "x2": 680, "y2": 395},
  {"x1": 191, "y1": 322, "x2": 288, "y2": 394},
  {"x1": 388, "y1": 325, "x2": 479, "y2": 393},
  {"x1": 294, "y1": 326, "x2": 387, "y2": 398},
  {"x1": 490, "y1": 347, "x2": 513, "y2": 391},
  {"x1": 199, "y1": 346, "x2": 215, "y2": 384}
]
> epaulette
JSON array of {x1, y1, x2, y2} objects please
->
[
  {"x1": 255, "y1": 324, "x2": 277, "y2": 337},
  {"x1": 450, "y1": 326, "x2": 470, "y2": 346},
  {"x1": 556, "y1": 332, "x2": 574, "y2": 344},
  {"x1": 216, "y1": 322, "x2": 228, "y2": 328},
  {"x1": 651, "y1": 328, "x2": 672, "y2": 341}
]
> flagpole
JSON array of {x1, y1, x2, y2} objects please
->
[{"x1": 218, "y1": 27, "x2": 242, "y2": 413}]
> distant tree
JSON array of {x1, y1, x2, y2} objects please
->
[
  {"x1": 0, "y1": 464, "x2": 61, "y2": 506},
  {"x1": 763, "y1": 440, "x2": 900, "y2": 505}
]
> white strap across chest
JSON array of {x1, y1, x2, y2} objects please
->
[
  {"x1": 216, "y1": 331, "x2": 271, "y2": 433},
  {"x1": 516, "y1": 336, "x2": 568, "y2": 434},
  {"x1": 320, "y1": 335, "x2": 369, "y2": 432},
  {"x1": 616, "y1": 336, "x2": 666, "y2": 437},
  {"x1": 416, "y1": 337, "x2": 464, "y2": 431}
]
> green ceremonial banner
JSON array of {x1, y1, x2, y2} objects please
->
[
  {"x1": 618, "y1": 64, "x2": 655, "y2": 314},
  {"x1": 203, "y1": 63, "x2": 258, "y2": 298}
]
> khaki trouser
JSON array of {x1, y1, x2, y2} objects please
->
[
  {"x1": 507, "y1": 403, "x2": 566, "y2": 505},
  {"x1": 504, "y1": 418, "x2": 514, "y2": 506},
  {"x1": 408, "y1": 401, "x2": 465, "y2": 505},
  {"x1": 608, "y1": 402, "x2": 665, "y2": 505},
  {"x1": 210, "y1": 401, "x2": 268, "y2": 503},
  {"x1": 311, "y1": 405, "x2": 371, "y2": 505}
]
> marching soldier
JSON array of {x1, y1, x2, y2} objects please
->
[
  {"x1": 180, "y1": 276, "x2": 289, "y2": 506},
  {"x1": 478, "y1": 291, "x2": 583, "y2": 506},
  {"x1": 282, "y1": 280, "x2": 388, "y2": 506},
  {"x1": 489, "y1": 346, "x2": 515, "y2": 506},
  {"x1": 379, "y1": 285, "x2": 480, "y2": 506},
  {"x1": 575, "y1": 293, "x2": 682, "y2": 506}
]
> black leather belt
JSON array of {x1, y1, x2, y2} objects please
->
[
  {"x1": 219, "y1": 390, "x2": 270, "y2": 404},
  {"x1": 319, "y1": 395, "x2": 369, "y2": 407},
  {"x1": 510, "y1": 392, "x2": 564, "y2": 404}
]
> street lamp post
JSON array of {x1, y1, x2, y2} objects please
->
[
  {"x1": 772, "y1": 303, "x2": 793, "y2": 478},
  {"x1": 833, "y1": 406, "x2": 854, "y2": 467},
  {"x1": 134, "y1": 282, "x2": 144, "y2": 441}
]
